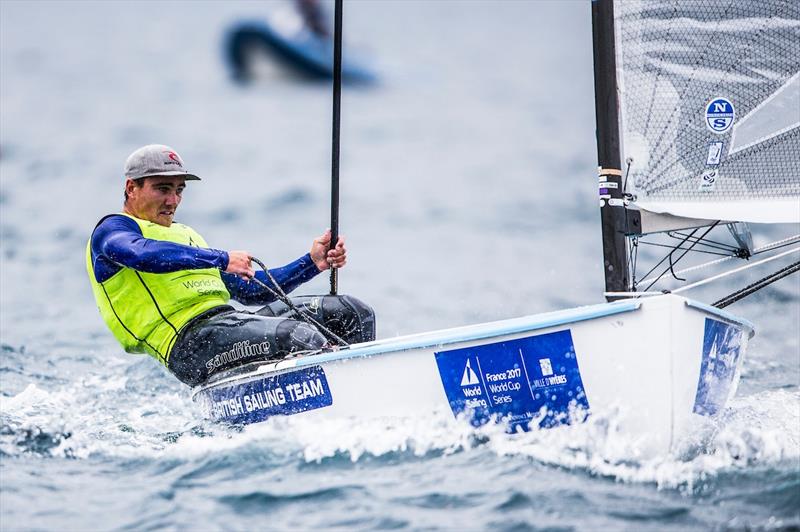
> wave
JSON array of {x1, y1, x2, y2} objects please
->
[{"x1": 1, "y1": 380, "x2": 797, "y2": 493}]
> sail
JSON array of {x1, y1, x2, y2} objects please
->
[{"x1": 613, "y1": 0, "x2": 800, "y2": 224}]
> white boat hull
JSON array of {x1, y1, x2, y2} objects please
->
[{"x1": 192, "y1": 294, "x2": 753, "y2": 453}]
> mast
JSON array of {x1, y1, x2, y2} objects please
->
[
  {"x1": 591, "y1": 0, "x2": 630, "y2": 299},
  {"x1": 329, "y1": 0, "x2": 343, "y2": 295}
]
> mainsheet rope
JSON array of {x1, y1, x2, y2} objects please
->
[{"x1": 249, "y1": 257, "x2": 349, "y2": 346}]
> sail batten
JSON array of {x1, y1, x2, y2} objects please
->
[{"x1": 614, "y1": 0, "x2": 800, "y2": 223}]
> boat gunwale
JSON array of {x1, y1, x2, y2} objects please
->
[
  {"x1": 191, "y1": 294, "x2": 756, "y2": 397},
  {"x1": 684, "y1": 299, "x2": 756, "y2": 337},
  {"x1": 192, "y1": 298, "x2": 643, "y2": 395}
]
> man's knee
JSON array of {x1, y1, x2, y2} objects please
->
[
  {"x1": 275, "y1": 319, "x2": 327, "y2": 354},
  {"x1": 322, "y1": 294, "x2": 376, "y2": 344},
  {"x1": 169, "y1": 311, "x2": 326, "y2": 386},
  {"x1": 255, "y1": 294, "x2": 376, "y2": 345}
]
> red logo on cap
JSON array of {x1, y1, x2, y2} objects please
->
[{"x1": 164, "y1": 151, "x2": 183, "y2": 167}]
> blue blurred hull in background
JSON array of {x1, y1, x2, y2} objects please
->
[{"x1": 225, "y1": 20, "x2": 376, "y2": 83}]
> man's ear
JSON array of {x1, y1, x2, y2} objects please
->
[{"x1": 125, "y1": 178, "x2": 143, "y2": 197}]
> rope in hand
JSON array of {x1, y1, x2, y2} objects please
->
[{"x1": 247, "y1": 257, "x2": 349, "y2": 347}]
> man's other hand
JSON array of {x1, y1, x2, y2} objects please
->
[
  {"x1": 225, "y1": 250, "x2": 254, "y2": 280},
  {"x1": 311, "y1": 230, "x2": 347, "y2": 271}
]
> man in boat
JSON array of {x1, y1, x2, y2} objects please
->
[
  {"x1": 86, "y1": 144, "x2": 375, "y2": 387},
  {"x1": 296, "y1": 0, "x2": 330, "y2": 38}
]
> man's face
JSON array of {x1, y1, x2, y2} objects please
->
[{"x1": 124, "y1": 176, "x2": 186, "y2": 227}]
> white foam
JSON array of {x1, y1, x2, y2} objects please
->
[{"x1": 2, "y1": 381, "x2": 797, "y2": 492}]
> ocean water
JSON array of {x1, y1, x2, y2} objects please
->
[{"x1": 1, "y1": 1, "x2": 798, "y2": 530}]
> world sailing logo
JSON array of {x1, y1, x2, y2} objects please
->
[
  {"x1": 705, "y1": 97, "x2": 735, "y2": 134},
  {"x1": 459, "y1": 358, "x2": 487, "y2": 409},
  {"x1": 461, "y1": 359, "x2": 480, "y2": 386}
]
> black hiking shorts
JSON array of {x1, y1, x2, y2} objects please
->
[{"x1": 168, "y1": 295, "x2": 375, "y2": 387}]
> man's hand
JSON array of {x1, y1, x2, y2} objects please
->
[
  {"x1": 310, "y1": 230, "x2": 347, "y2": 271},
  {"x1": 225, "y1": 250, "x2": 255, "y2": 280}
]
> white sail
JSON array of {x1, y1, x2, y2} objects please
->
[{"x1": 614, "y1": 0, "x2": 800, "y2": 224}]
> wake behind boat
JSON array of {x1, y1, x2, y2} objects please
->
[{"x1": 194, "y1": 0, "x2": 799, "y2": 453}]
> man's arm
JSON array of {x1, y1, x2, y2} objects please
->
[
  {"x1": 90, "y1": 215, "x2": 229, "y2": 283},
  {"x1": 221, "y1": 254, "x2": 320, "y2": 305},
  {"x1": 221, "y1": 229, "x2": 345, "y2": 306}
]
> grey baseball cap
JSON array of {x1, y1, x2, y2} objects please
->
[{"x1": 124, "y1": 144, "x2": 201, "y2": 181}]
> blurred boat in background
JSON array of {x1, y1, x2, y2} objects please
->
[{"x1": 224, "y1": 5, "x2": 376, "y2": 83}]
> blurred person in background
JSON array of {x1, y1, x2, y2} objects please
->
[
  {"x1": 297, "y1": 0, "x2": 330, "y2": 38},
  {"x1": 86, "y1": 144, "x2": 375, "y2": 387}
]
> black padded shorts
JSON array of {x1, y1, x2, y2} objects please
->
[{"x1": 167, "y1": 295, "x2": 375, "y2": 387}]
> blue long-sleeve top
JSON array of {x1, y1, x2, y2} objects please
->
[{"x1": 89, "y1": 215, "x2": 320, "y2": 305}]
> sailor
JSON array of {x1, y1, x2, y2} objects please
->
[
  {"x1": 296, "y1": 0, "x2": 330, "y2": 38},
  {"x1": 86, "y1": 144, "x2": 375, "y2": 387}
]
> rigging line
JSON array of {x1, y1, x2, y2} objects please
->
[
  {"x1": 713, "y1": 260, "x2": 800, "y2": 309},
  {"x1": 637, "y1": 229, "x2": 699, "y2": 282},
  {"x1": 667, "y1": 230, "x2": 740, "y2": 249},
  {"x1": 627, "y1": 236, "x2": 638, "y2": 289},
  {"x1": 637, "y1": 254, "x2": 732, "y2": 286},
  {"x1": 628, "y1": 255, "x2": 635, "y2": 288},
  {"x1": 665, "y1": 231, "x2": 740, "y2": 253},
  {"x1": 643, "y1": 222, "x2": 719, "y2": 292},
  {"x1": 665, "y1": 237, "x2": 738, "y2": 255},
  {"x1": 631, "y1": 238, "x2": 639, "y2": 289},
  {"x1": 636, "y1": 234, "x2": 800, "y2": 285},
  {"x1": 666, "y1": 231, "x2": 741, "y2": 252},
  {"x1": 635, "y1": 240, "x2": 732, "y2": 257},
  {"x1": 752, "y1": 234, "x2": 800, "y2": 255},
  {"x1": 603, "y1": 290, "x2": 663, "y2": 298},
  {"x1": 635, "y1": 223, "x2": 723, "y2": 284},
  {"x1": 668, "y1": 250, "x2": 685, "y2": 282},
  {"x1": 249, "y1": 257, "x2": 349, "y2": 346},
  {"x1": 671, "y1": 247, "x2": 800, "y2": 294},
  {"x1": 607, "y1": 255, "x2": 800, "y2": 300},
  {"x1": 622, "y1": 158, "x2": 632, "y2": 194},
  {"x1": 666, "y1": 238, "x2": 739, "y2": 255}
]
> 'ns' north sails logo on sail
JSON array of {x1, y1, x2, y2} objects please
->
[
  {"x1": 706, "y1": 97, "x2": 735, "y2": 134},
  {"x1": 460, "y1": 359, "x2": 479, "y2": 386}
]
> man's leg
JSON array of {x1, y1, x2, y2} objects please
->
[
  {"x1": 168, "y1": 308, "x2": 327, "y2": 386},
  {"x1": 256, "y1": 295, "x2": 376, "y2": 345}
]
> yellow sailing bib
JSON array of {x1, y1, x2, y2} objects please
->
[{"x1": 86, "y1": 214, "x2": 230, "y2": 364}]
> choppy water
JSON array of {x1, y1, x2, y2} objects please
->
[{"x1": 1, "y1": 1, "x2": 798, "y2": 530}]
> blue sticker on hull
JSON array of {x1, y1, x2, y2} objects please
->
[
  {"x1": 434, "y1": 330, "x2": 589, "y2": 430},
  {"x1": 203, "y1": 365, "x2": 332, "y2": 424},
  {"x1": 693, "y1": 318, "x2": 744, "y2": 416}
]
